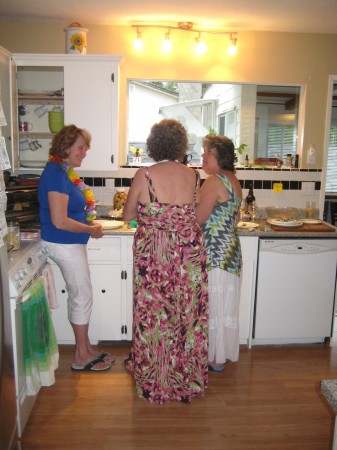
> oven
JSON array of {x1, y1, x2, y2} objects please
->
[
  {"x1": 8, "y1": 240, "x2": 49, "y2": 437},
  {"x1": 5, "y1": 176, "x2": 40, "y2": 231}
]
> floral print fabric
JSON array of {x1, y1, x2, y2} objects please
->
[{"x1": 125, "y1": 168, "x2": 209, "y2": 404}]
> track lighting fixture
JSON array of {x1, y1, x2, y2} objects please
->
[{"x1": 131, "y1": 22, "x2": 238, "y2": 56}]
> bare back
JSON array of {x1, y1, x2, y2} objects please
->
[{"x1": 139, "y1": 162, "x2": 198, "y2": 205}]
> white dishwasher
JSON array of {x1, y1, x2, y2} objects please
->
[{"x1": 253, "y1": 238, "x2": 337, "y2": 344}]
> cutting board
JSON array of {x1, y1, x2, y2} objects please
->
[{"x1": 270, "y1": 222, "x2": 336, "y2": 232}]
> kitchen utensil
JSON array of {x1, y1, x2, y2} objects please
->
[
  {"x1": 248, "y1": 202, "x2": 257, "y2": 222},
  {"x1": 19, "y1": 121, "x2": 33, "y2": 132},
  {"x1": 265, "y1": 206, "x2": 298, "y2": 220},
  {"x1": 48, "y1": 109, "x2": 64, "y2": 133},
  {"x1": 302, "y1": 218, "x2": 322, "y2": 224},
  {"x1": 267, "y1": 218, "x2": 303, "y2": 227},
  {"x1": 95, "y1": 220, "x2": 124, "y2": 230},
  {"x1": 34, "y1": 105, "x2": 49, "y2": 118},
  {"x1": 305, "y1": 201, "x2": 316, "y2": 219}
]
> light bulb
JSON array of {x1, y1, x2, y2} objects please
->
[
  {"x1": 194, "y1": 35, "x2": 207, "y2": 55},
  {"x1": 162, "y1": 31, "x2": 172, "y2": 53},
  {"x1": 134, "y1": 30, "x2": 143, "y2": 51},
  {"x1": 228, "y1": 37, "x2": 237, "y2": 55}
]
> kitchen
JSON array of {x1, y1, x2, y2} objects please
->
[{"x1": 1, "y1": 1, "x2": 337, "y2": 449}]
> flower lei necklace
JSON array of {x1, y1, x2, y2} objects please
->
[{"x1": 48, "y1": 155, "x2": 96, "y2": 221}]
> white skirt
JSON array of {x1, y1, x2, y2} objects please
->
[{"x1": 208, "y1": 268, "x2": 242, "y2": 363}]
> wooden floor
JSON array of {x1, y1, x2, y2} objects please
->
[{"x1": 20, "y1": 341, "x2": 337, "y2": 450}]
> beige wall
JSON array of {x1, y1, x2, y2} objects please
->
[{"x1": 1, "y1": 23, "x2": 337, "y2": 169}]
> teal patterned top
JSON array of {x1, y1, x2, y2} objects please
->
[{"x1": 201, "y1": 174, "x2": 242, "y2": 275}]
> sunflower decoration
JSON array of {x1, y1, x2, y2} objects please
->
[
  {"x1": 70, "y1": 33, "x2": 86, "y2": 53},
  {"x1": 130, "y1": 146, "x2": 143, "y2": 157}
]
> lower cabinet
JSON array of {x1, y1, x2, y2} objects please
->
[
  {"x1": 50, "y1": 234, "x2": 258, "y2": 347},
  {"x1": 50, "y1": 235, "x2": 134, "y2": 344}
]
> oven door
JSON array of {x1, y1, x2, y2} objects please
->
[{"x1": 5, "y1": 185, "x2": 40, "y2": 228}]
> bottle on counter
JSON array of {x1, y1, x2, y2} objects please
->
[
  {"x1": 113, "y1": 188, "x2": 128, "y2": 211},
  {"x1": 244, "y1": 154, "x2": 250, "y2": 168},
  {"x1": 245, "y1": 184, "x2": 255, "y2": 208}
]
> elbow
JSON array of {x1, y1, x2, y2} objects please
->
[{"x1": 51, "y1": 217, "x2": 66, "y2": 230}]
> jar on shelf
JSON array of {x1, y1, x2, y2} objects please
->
[
  {"x1": 5, "y1": 221, "x2": 20, "y2": 250},
  {"x1": 113, "y1": 188, "x2": 127, "y2": 211}
]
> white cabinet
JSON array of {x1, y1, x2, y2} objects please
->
[
  {"x1": 10, "y1": 53, "x2": 122, "y2": 173},
  {"x1": 239, "y1": 236, "x2": 259, "y2": 347},
  {"x1": 87, "y1": 235, "x2": 133, "y2": 341},
  {"x1": 50, "y1": 234, "x2": 134, "y2": 344}
]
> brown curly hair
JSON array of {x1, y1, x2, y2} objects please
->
[
  {"x1": 49, "y1": 124, "x2": 91, "y2": 159},
  {"x1": 202, "y1": 134, "x2": 235, "y2": 172},
  {"x1": 147, "y1": 119, "x2": 188, "y2": 162}
]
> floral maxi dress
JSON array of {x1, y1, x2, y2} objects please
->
[{"x1": 125, "y1": 168, "x2": 209, "y2": 404}]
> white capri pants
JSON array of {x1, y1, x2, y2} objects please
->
[{"x1": 43, "y1": 241, "x2": 93, "y2": 325}]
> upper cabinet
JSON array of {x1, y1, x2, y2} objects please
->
[{"x1": 10, "y1": 53, "x2": 123, "y2": 173}]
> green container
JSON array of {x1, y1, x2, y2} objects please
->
[{"x1": 48, "y1": 111, "x2": 64, "y2": 133}]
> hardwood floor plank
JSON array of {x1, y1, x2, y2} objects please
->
[{"x1": 20, "y1": 343, "x2": 337, "y2": 450}]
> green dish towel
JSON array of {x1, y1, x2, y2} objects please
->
[{"x1": 22, "y1": 276, "x2": 59, "y2": 395}]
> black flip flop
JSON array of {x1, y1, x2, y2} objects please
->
[{"x1": 71, "y1": 357, "x2": 111, "y2": 372}]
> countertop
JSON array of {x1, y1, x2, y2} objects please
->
[
  {"x1": 321, "y1": 380, "x2": 337, "y2": 414},
  {"x1": 99, "y1": 219, "x2": 337, "y2": 238}
]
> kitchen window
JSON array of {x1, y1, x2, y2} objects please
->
[
  {"x1": 266, "y1": 123, "x2": 297, "y2": 159},
  {"x1": 325, "y1": 124, "x2": 337, "y2": 193}
]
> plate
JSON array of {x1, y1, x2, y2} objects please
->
[
  {"x1": 301, "y1": 219, "x2": 322, "y2": 224},
  {"x1": 20, "y1": 161, "x2": 46, "y2": 168},
  {"x1": 18, "y1": 89, "x2": 56, "y2": 96},
  {"x1": 95, "y1": 220, "x2": 124, "y2": 230},
  {"x1": 267, "y1": 218, "x2": 303, "y2": 227},
  {"x1": 237, "y1": 221, "x2": 259, "y2": 229}
]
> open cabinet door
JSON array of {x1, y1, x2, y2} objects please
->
[{"x1": 0, "y1": 46, "x2": 18, "y2": 173}]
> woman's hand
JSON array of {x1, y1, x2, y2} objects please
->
[{"x1": 88, "y1": 222, "x2": 104, "y2": 239}]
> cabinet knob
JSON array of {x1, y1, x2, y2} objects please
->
[
  {"x1": 101, "y1": 289, "x2": 106, "y2": 293},
  {"x1": 61, "y1": 289, "x2": 66, "y2": 293}
]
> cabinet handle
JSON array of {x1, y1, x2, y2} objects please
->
[
  {"x1": 111, "y1": 154, "x2": 114, "y2": 164},
  {"x1": 111, "y1": 73, "x2": 114, "y2": 83}
]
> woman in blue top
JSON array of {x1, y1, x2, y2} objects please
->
[
  {"x1": 38, "y1": 124, "x2": 113, "y2": 372},
  {"x1": 196, "y1": 134, "x2": 243, "y2": 372}
]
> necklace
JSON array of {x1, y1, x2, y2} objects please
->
[
  {"x1": 157, "y1": 159, "x2": 179, "y2": 163},
  {"x1": 48, "y1": 155, "x2": 96, "y2": 221}
]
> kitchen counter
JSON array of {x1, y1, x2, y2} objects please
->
[
  {"x1": 99, "y1": 219, "x2": 337, "y2": 238},
  {"x1": 321, "y1": 380, "x2": 337, "y2": 449}
]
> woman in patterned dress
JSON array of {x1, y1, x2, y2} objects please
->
[
  {"x1": 196, "y1": 134, "x2": 243, "y2": 372},
  {"x1": 123, "y1": 119, "x2": 208, "y2": 404}
]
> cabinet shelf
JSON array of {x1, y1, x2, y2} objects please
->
[
  {"x1": 18, "y1": 95, "x2": 63, "y2": 106},
  {"x1": 19, "y1": 131, "x2": 54, "y2": 139}
]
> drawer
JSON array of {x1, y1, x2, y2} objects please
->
[{"x1": 87, "y1": 237, "x2": 122, "y2": 261}]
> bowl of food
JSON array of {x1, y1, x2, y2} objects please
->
[{"x1": 265, "y1": 206, "x2": 298, "y2": 220}]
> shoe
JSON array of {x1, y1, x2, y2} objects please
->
[
  {"x1": 97, "y1": 352, "x2": 116, "y2": 363},
  {"x1": 208, "y1": 364, "x2": 225, "y2": 372},
  {"x1": 71, "y1": 357, "x2": 112, "y2": 372}
]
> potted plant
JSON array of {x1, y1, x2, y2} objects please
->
[{"x1": 234, "y1": 143, "x2": 247, "y2": 165}]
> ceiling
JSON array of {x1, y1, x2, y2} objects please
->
[{"x1": 1, "y1": 0, "x2": 337, "y2": 34}]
